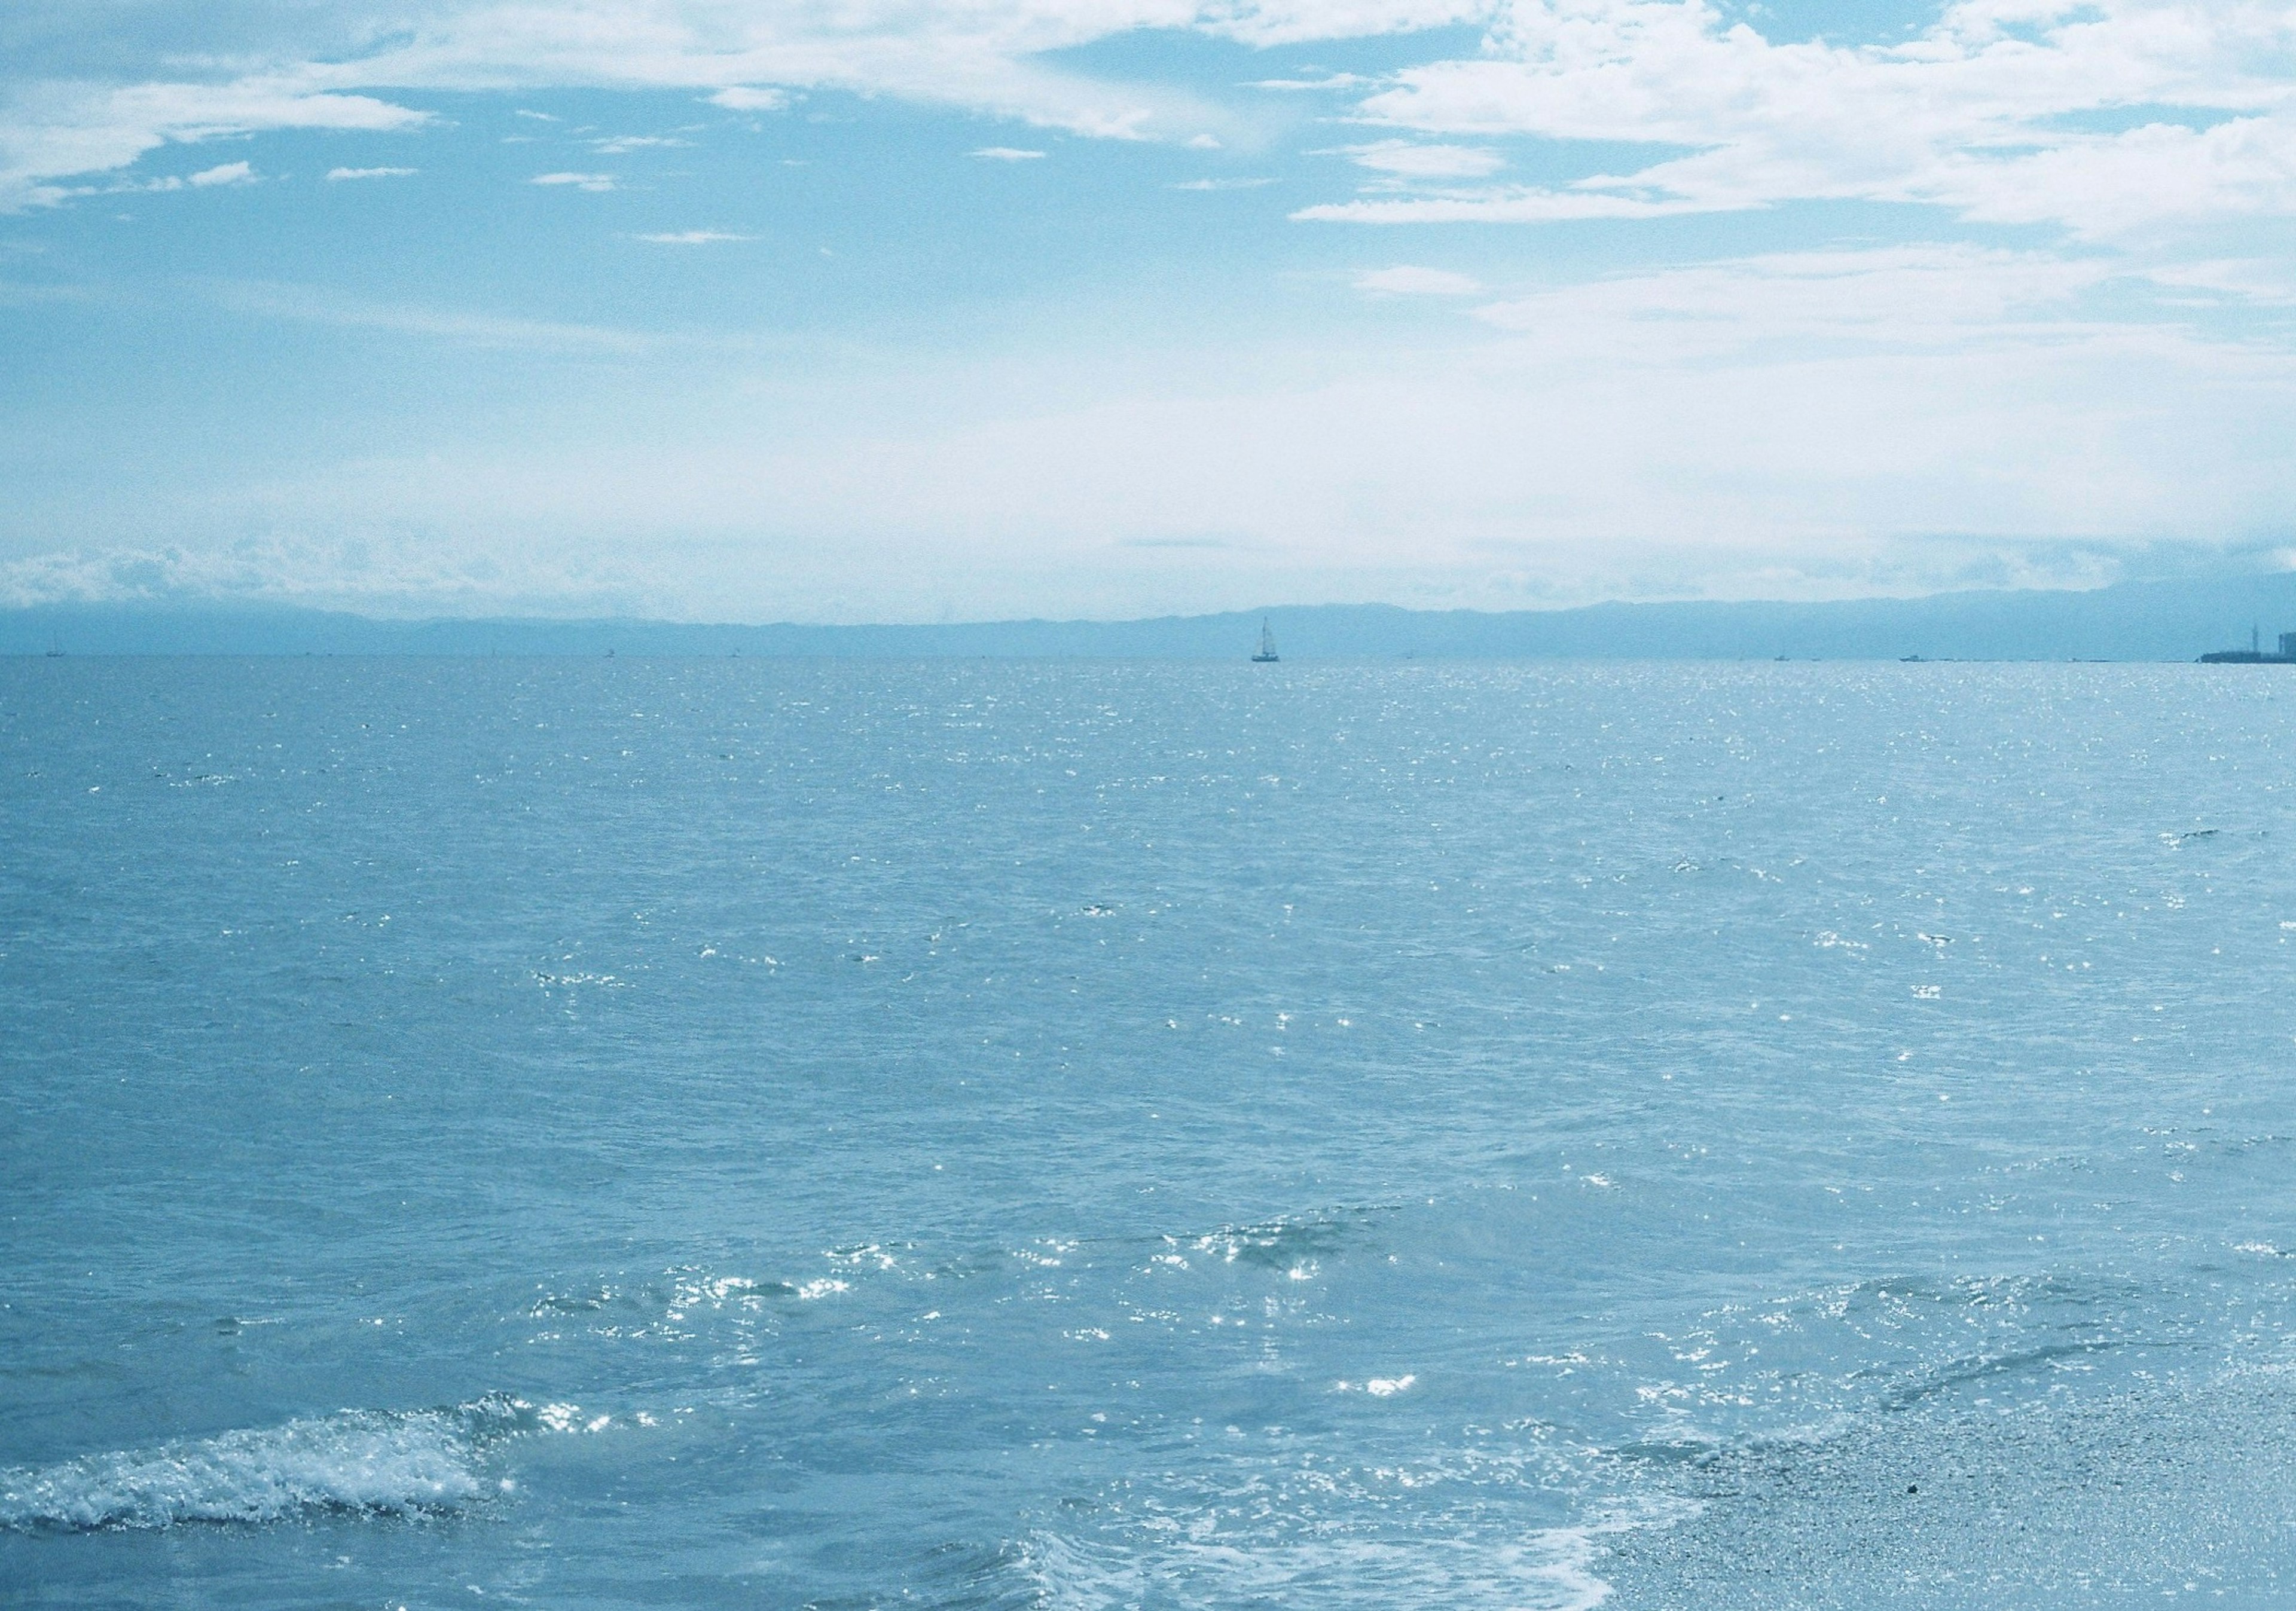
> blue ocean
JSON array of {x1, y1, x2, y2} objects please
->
[{"x1": 7, "y1": 656, "x2": 2296, "y2": 1607}]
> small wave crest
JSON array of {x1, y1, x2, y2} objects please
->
[
  {"x1": 1172, "y1": 1206, "x2": 1393, "y2": 1273},
  {"x1": 0, "y1": 1395, "x2": 536, "y2": 1533}
]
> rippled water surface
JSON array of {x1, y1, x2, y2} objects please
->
[{"x1": 6, "y1": 657, "x2": 2296, "y2": 1607}]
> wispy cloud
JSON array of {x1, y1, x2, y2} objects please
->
[
  {"x1": 514, "y1": 109, "x2": 559, "y2": 121},
  {"x1": 1170, "y1": 176, "x2": 1276, "y2": 191},
  {"x1": 212, "y1": 280, "x2": 660, "y2": 354},
  {"x1": 326, "y1": 165, "x2": 416, "y2": 181},
  {"x1": 970, "y1": 146, "x2": 1046, "y2": 161},
  {"x1": 1342, "y1": 140, "x2": 1502, "y2": 179},
  {"x1": 188, "y1": 161, "x2": 255, "y2": 187},
  {"x1": 1356, "y1": 265, "x2": 1482, "y2": 295},
  {"x1": 1249, "y1": 73, "x2": 1369, "y2": 91},
  {"x1": 1468, "y1": 245, "x2": 2126, "y2": 360},
  {"x1": 1296, "y1": 190, "x2": 1719, "y2": 224},
  {"x1": 591, "y1": 135, "x2": 690, "y2": 153},
  {"x1": 531, "y1": 172, "x2": 616, "y2": 191},
  {"x1": 634, "y1": 230, "x2": 752, "y2": 243},
  {"x1": 206, "y1": 277, "x2": 806, "y2": 360}
]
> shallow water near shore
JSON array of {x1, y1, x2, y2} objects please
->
[{"x1": 6, "y1": 656, "x2": 2296, "y2": 1607}]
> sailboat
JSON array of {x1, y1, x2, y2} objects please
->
[{"x1": 1251, "y1": 619, "x2": 1279, "y2": 663}]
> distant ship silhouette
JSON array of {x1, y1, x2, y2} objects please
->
[{"x1": 1251, "y1": 619, "x2": 1279, "y2": 663}]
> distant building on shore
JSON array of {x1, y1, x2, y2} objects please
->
[{"x1": 2200, "y1": 629, "x2": 2296, "y2": 664}]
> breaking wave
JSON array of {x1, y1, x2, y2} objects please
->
[{"x1": 0, "y1": 1395, "x2": 538, "y2": 1533}]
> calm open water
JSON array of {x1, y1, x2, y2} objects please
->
[{"x1": 5, "y1": 656, "x2": 2296, "y2": 1608}]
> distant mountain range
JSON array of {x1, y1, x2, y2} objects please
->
[{"x1": 11, "y1": 573, "x2": 2296, "y2": 661}]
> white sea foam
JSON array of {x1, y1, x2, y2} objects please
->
[
  {"x1": 1021, "y1": 1505, "x2": 1685, "y2": 1611},
  {"x1": 0, "y1": 1397, "x2": 530, "y2": 1532}
]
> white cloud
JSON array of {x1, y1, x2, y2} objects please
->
[
  {"x1": 1357, "y1": 265, "x2": 1483, "y2": 295},
  {"x1": 187, "y1": 161, "x2": 255, "y2": 187},
  {"x1": 1344, "y1": 139, "x2": 1504, "y2": 179},
  {"x1": 10, "y1": 0, "x2": 2289, "y2": 242},
  {"x1": 1250, "y1": 73, "x2": 1370, "y2": 90},
  {"x1": 0, "y1": 2, "x2": 1479, "y2": 206},
  {"x1": 326, "y1": 165, "x2": 417, "y2": 181},
  {"x1": 1335, "y1": 0, "x2": 2296, "y2": 240},
  {"x1": 1171, "y1": 176, "x2": 1277, "y2": 189},
  {"x1": 634, "y1": 230, "x2": 752, "y2": 243},
  {"x1": 531, "y1": 171, "x2": 616, "y2": 190},
  {"x1": 1, "y1": 80, "x2": 425, "y2": 209},
  {"x1": 592, "y1": 135, "x2": 691, "y2": 152},
  {"x1": 709, "y1": 86, "x2": 790, "y2": 111},
  {"x1": 971, "y1": 146, "x2": 1047, "y2": 160},
  {"x1": 514, "y1": 109, "x2": 560, "y2": 121}
]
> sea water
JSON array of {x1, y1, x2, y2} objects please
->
[{"x1": 4, "y1": 656, "x2": 2296, "y2": 1608}]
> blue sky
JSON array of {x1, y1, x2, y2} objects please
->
[{"x1": 2, "y1": 1, "x2": 2292, "y2": 622}]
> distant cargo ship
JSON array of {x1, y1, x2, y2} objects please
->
[{"x1": 2201, "y1": 629, "x2": 2296, "y2": 664}]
